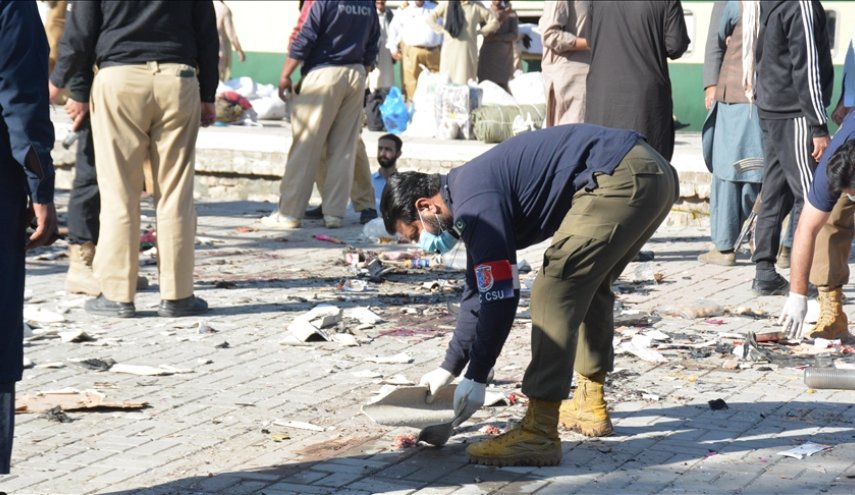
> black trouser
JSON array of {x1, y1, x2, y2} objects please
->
[
  {"x1": 0, "y1": 382, "x2": 13, "y2": 475},
  {"x1": 752, "y1": 116, "x2": 817, "y2": 272},
  {"x1": 67, "y1": 116, "x2": 100, "y2": 245}
]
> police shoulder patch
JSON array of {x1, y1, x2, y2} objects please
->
[{"x1": 474, "y1": 260, "x2": 518, "y2": 304}]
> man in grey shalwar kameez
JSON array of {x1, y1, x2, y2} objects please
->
[{"x1": 584, "y1": 1, "x2": 689, "y2": 161}]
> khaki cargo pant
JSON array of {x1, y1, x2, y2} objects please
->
[
  {"x1": 314, "y1": 135, "x2": 376, "y2": 213},
  {"x1": 523, "y1": 141, "x2": 679, "y2": 401},
  {"x1": 90, "y1": 63, "x2": 200, "y2": 303},
  {"x1": 277, "y1": 65, "x2": 366, "y2": 219},
  {"x1": 402, "y1": 44, "x2": 440, "y2": 101},
  {"x1": 810, "y1": 195, "x2": 855, "y2": 288}
]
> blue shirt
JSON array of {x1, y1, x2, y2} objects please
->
[
  {"x1": 291, "y1": 0, "x2": 380, "y2": 76},
  {"x1": 372, "y1": 170, "x2": 387, "y2": 211},
  {"x1": 807, "y1": 109, "x2": 855, "y2": 212},
  {"x1": 440, "y1": 124, "x2": 641, "y2": 382}
]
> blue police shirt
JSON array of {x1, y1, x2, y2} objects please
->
[
  {"x1": 807, "y1": 109, "x2": 855, "y2": 212},
  {"x1": 439, "y1": 124, "x2": 641, "y2": 382}
]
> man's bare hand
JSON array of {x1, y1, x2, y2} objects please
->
[
  {"x1": 832, "y1": 100, "x2": 852, "y2": 126},
  {"x1": 278, "y1": 78, "x2": 292, "y2": 102},
  {"x1": 48, "y1": 81, "x2": 64, "y2": 104},
  {"x1": 812, "y1": 135, "x2": 830, "y2": 162},
  {"x1": 64, "y1": 98, "x2": 89, "y2": 131},
  {"x1": 704, "y1": 86, "x2": 716, "y2": 110},
  {"x1": 201, "y1": 102, "x2": 216, "y2": 127},
  {"x1": 391, "y1": 51, "x2": 402, "y2": 61},
  {"x1": 27, "y1": 202, "x2": 59, "y2": 250}
]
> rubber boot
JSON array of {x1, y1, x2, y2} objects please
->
[
  {"x1": 466, "y1": 398, "x2": 561, "y2": 467},
  {"x1": 559, "y1": 371, "x2": 613, "y2": 437},
  {"x1": 809, "y1": 286, "x2": 850, "y2": 340},
  {"x1": 66, "y1": 242, "x2": 100, "y2": 295}
]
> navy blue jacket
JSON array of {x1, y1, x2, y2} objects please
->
[
  {"x1": 0, "y1": 0, "x2": 54, "y2": 384},
  {"x1": 291, "y1": 0, "x2": 380, "y2": 76},
  {"x1": 807, "y1": 110, "x2": 855, "y2": 212},
  {"x1": 439, "y1": 125, "x2": 640, "y2": 382}
]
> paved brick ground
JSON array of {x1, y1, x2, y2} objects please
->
[{"x1": 3, "y1": 190, "x2": 855, "y2": 495}]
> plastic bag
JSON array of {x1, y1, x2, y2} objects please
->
[
  {"x1": 362, "y1": 218, "x2": 395, "y2": 243},
  {"x1": 380, "y1": 86, "x2": 410, "y2": 134}
]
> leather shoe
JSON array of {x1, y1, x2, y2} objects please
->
[
  {"x1": 85, "y1": 295, "x2": 136, "y2": 318},
  {"x1": 360, "y1": 208, "x2": 378, "y2": 224},
  {"x1": 304, "y1": 205, "x2": 323, "y2": 220},
  {"x1": 752, "y1": 273, "x2": 789, "y2": 296},
  {"x1": 158, "y1": 295, "x2": 209, "y2": 317}
]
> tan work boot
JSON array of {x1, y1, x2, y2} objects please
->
[
  {"x1": 66, "y1": 242, "x2": 100, "y2": 295},
  {"x1": 777, "y1": 246, "x2": 791, "y2": 270},
  {"x1": 809, "y1": 286, "x2": 851, "y2": 340},
  {"x1": 698, "y1": 249, "x2": 736, "y2": 266},
  {"x1": 559, "y1": 371, "x2": 613, "y2": 437},
  {"x1": 466, "y1": 398, "x2": 562, "y2": 467}
]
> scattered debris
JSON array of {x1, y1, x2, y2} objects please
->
[
  {"x1": 197, "y1": 320, "x2": 217, "y2": 334},
  {"x1": 345, "y1": 307, "x2": 383, "y2": 325},
  {"x1": 755, "y1": 330, "x2": 785, "y2": 343},
  {"x1": 708, "y1": 398, "x2": 728, "y2": 410},
  {"x1": 234, "y1": 226, "x2": 257, "y2": 233},
  {"x1": 23, "y1": 306, "x2": 65, "y2": 325},
  {"x1": 59, "y1": 330, "x2": 96, "y2": 343},
  {"x1": 273, "y1": 419, "x2": 325, "y2": 432},
  {"x1": 214, "y1": 341, "x2": 230, "y2": 349},
  {"x1": 270, "y1": 433, "x2": 291, "y2": 442},
  {"x1": 72, "y1": 358, "x2": 116, "y2": 371},
  {"x1": 777, "y1": 442, "x2": 831, "y2": 460},
  {"x1": 288, "y1": 305, "x2": 343, "y2": 342},
  {"x1": 331, "y1": 333, "x2": 359, "y2": 347},
  {"x1": 382, "y1": 374, "x2": 414, "y2": 386},
  {"x1": 15, "y1": 389, "x2": 148, "y2": 414},
  {"x1": 41, "y1": 406, "x2": 73, "y2": 423},
  {"x1": 312, "y1": 233, "x2": 344, "y2": 244},
  {"x1": 352, "y1": 369, "x2": 382, "y2": 379},
  {"x1": 23, "y1": 357, "x2": 34, "y2": 369},
  {"x1": 110, "y1": 364, "x2": 177, "y2": 376},
  {"x1": 480, "y1": 424, "x2": 502, "y2": 435},
  {"x1": 366, "y1": 353, "x2": 414, "y2": 364},
  {"x1": 392, "y1": 434, "x2": 418, "y2": 448},
  {"x1": 339, "y1": 279, "x2": 374, "y2": 292}
]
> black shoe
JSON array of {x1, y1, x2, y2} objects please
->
[
  {"x1": 360, "y1": 208, "x2": 378, "y2": 224},
  {"x1": 304, "y1": 205, "x2": 323, "y2": 220},
  {"x1": 752, "y1": 273, "x2": 789, "y2": 296},
  {"x1": 85, "y1": 295, "x2": 136, "y2": 318},
  {"x1": 158, "y1": 295, "x2": 209, "y2": 317}
]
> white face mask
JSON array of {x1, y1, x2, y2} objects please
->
[{"x1": 847, "y1": 194, "x2": 855, "y2": 202}]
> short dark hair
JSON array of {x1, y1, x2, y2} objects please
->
[
  {"x1": 380, "y1": 172, "x2": 440, "y2": 234},
  {"x1": 826, "y1": 140, "x2": 855, "y2": 194},
  {"x1": 379, "y1": 133, "x2": 403, "y2": 152}
]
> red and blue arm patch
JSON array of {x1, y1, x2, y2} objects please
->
[{"x1": 474, "y1": 260, "x2": 520, "y2": 304}]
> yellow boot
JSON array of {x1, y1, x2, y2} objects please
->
[
  {"x1": 809, "y1": 287, "x2": 850, "y2": 340},
  {"x1": 559, "y1": 372, "x2": 613, "y2": 437},
  {"x1": 66, "y1": 242, "x2": 100, "y2": 296},
  {"x1": 466, "y1": 398, "x2": 561, "y2": 467}
]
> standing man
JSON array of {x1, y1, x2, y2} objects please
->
[
  {"x1": 381, "y1": 125, "x2": 678, "y2": 466},
  {"x1": 540, "y1": 0, "x2": 590, "y2": 126},
  {"x1": 49, "y1": 1, "x2": 218, "y2": 318},
  {"x1": 262, "y1": 0, "x2": 380, "y2": 229},
  {"x1": 780, "y1": 115, "x2": 855, "y2": 342},
  {"x1": 1, "y1": 0, "x2": 59, "y2": 473},
  {"x1": 750, "y1": 0, "x2": 833, "y2": 295},
  {"x1": 387, "y1": 0, "x2": 442, "y2": 101},
  {"x1": 585, "y1": 1, "x2": 689, "y2": 161},
  {"x1": 369, "y1": 0, "x2": 395, "y2": 93},
  {"x1": 214, "y1": 0, "x2": 246, "y2": 82}
]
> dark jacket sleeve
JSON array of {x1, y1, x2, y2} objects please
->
[
  {"x1": 703, "y1": 1, "x2": 727, "y2": 88},
  {"x1": 786, "y1": 2, "x2": 830, "y2": 137},
  {"x1": 290, "y1": 1, "x2": 323, "y2": 61},
  {"x1": 364, "y1": 8, "x2": 381, "y2": 66},
  {"x1": 194, "y1": 0, "x2": 219, "y2": 102},
  {"x1": 49, "y1": 1, "x2": 101, "y2": 90},
  {"x1": 664, "y1": 0, "x2": 690, "y2": 60},
  {"x1": 0, "y1": 1, "x2": 55, "y2": 204},
  {"x1": 67, "y1": 70, "x2": 94, "y2": 103}
]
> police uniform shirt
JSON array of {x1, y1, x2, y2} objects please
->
[
  {"x1": 439, "y1": 124, "x2": 640, "y2": 382},
  {"x1": 808, "y1": 110, "x2": 855, "y2": 212}
]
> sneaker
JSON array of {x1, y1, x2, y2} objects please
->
[
  {"x1": 324, "y1": 215, "x2": 342, "y2": 229},
  {"x1": 698, "y1": 249, "x2": 736, "y2": 266},
  {"x1": 260, "y1": 211, "x2": 300, "y2": 229},
  {"x1": 304, "y1": 205, "x2": 324, "y2": 220},
  {"x1": 158, "y1": 295, "x2": 209, "y2": 317},
  {"x1": 751, "y1": 272, "x2": 789, "y2": 296},
  {"x1": 85, "y1": 295, "x2": 136, "y2": 318},
  {"x1": 359, "y1": 208, "x2": 378, "y2": 225}
]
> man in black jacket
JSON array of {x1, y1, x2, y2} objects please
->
[
  {"x1": 751, "y1": 0, "x2": 833, "y2": 295},
  {"x1": 49, "y1": 1, "x2": 218, "y2": 318}
]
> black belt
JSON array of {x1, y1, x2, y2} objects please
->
[{"x1": 413, "y1": 45, "x2": 440, "y2": 50}]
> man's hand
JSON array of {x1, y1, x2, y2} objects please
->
[
  {"x1": 452, "y1": 378, "x2": 485, "y2": 426},
  {"x1": 278, "y1": 78, "x2": 292, "y2": 102},
  {"x1": 201, "y1": 102, "x2": 216, "y2": 127},
  {"x1": 704, "y1": 86, "x2": 716, "y2": 111},
  {"x1": 64, "y1": 98, "x2": 89, "y2": 131},
  {"x1": 27, "y1": 202, "x2": 59, "y2": 250},
  {"x1": 832, "y1": 101, "x2": 852, "y2": 126},
  {"x1": 238, "y1": 50, "x2": 246, "y2": 63},
  {"x1": 812, "y1": 135, "x2": 830, "y2": 162},
  {"x1": 391, "y1": 51, "x2": 402, "y2": 61},
  {"x1": 779, "y1": 292, "x2": 808, "y2": 339},
  {"x1": 419, "y1": 367, "x2": 454, "y2": 403},
  {"x1": 48, "y1": 81, "x2": 64, "y2": 104}
]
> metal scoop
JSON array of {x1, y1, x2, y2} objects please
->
[{"x1": 417, "y1": 420, "x2": 454, "y2": 446}]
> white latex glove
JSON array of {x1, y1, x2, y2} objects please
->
[
  {"x1": 779, "y1": 292, "x2": 808, "y2": 339},
  {"x1": 419, "y1": 367, "x2": 454, "y2": 403},
  {"x1": 452, "y1": 378, "x2": 485, "y2": 426}
]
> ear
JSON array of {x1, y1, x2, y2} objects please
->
[{"x1": 414, "y1": 197, "x2": 438, "y2": 214}]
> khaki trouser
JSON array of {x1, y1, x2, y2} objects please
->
[
  {"x1": 810, "y1": 194, "x2": 855, "y2": 288},
  {"x1": 523, "y1": 141, "x2": 679, "y2": 401},
  {"x1": 90, "y1": 63, "x2": 200, "y2": 303},
  {"x1": 278, "y1": 65, "x2": 366, "y2": 218},
  {"x1": 314, "y1": 135, "x2": 376, "y2": 213},
  {"x1": 44, "y1": 0, "x2": 67, "y2": 75},
  {"x1": 402, "y1": 44, "x2": 440, "y2": 101}
]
